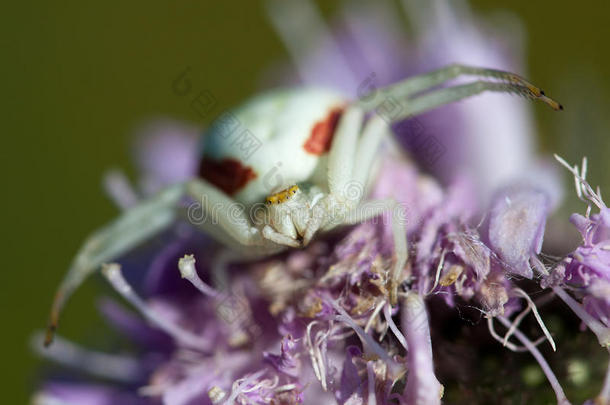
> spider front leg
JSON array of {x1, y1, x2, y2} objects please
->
[
  {"x1": 384, "y1": 63, "x2": 548, "y2": 100},
  {"x1": 311, "y1": 107, "x2": 408, "y2": 305},
  {"x1": 302, "y1": 106, "x2": 365, "y2": 244},
  {"x1": 44, "y1": 179, "x2": 266, "y2": 346},
  {"x1": 342, "y1": 199, "x2": 408, "y2": 306},
  {"x1": 357, "y1": 63, "x2": 563, "y2": 119},
  {"x1": 349, "y1": 115, "x2": 409, "y2": 305},
  {"x1": 333, "y1": 112, "x2": 408, "y2": 304}
]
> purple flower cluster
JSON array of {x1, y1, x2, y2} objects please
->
[
  {"x1": 36, "y1": 138, "x2": 608, "y2": 404},
  {"x1": 29, "y1": 150, "x2": 515, "y2": 404},
  {"x1": 544, "y1": 157, "x2": 610, "y2": 349},
  {"x1": 33, "y1": 1, "x2": 610, "y2": 405}
]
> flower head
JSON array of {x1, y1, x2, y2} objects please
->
[{"x1": 547, "y1": 156, "x2": 610, "y2": 335}]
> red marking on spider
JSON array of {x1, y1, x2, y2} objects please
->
[
  {"x1": 199, "y1": 157, "x2": 257, "y2": 196},
  {"x1": 303, "y1": 107, "x2": 344, "y2": 155}
]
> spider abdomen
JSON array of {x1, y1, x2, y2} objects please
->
[{"x1": 199, "y1": 88, "x2": 347, "y2": 204}]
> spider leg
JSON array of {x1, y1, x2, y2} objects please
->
[
  {"x1": 352, "y1": 115, "x2": 393, "y2": 188},
  {"x1": 301, "y1": 106, "x2": 365, "y2": 245},
  {"x1": 327, "y1": 106, "x2": 365, "y2": 203},
  {"x1": 317, "y1": 110, "x2": 408, "y2": 305},
  {"x1": 389, "y1": 64, "x2": 546, "y2": 98},
  {"x1": 357, "y1": 63, "x2": 562, "y2": 116},
  {"x1": 341, "y1": 199, "x2": 408, "y2": 306},
  {"x1": 185, "y1": 180, "x2": 264, "y2": 247},
  {"x1": 305, "y1": 112, "x2": 393, "y2": 244},
  {"x1": 325, "y1": 111, "x2": 407, "y2": 304},
  {"x1": 361, "y1": 63, "x2": 553, "y2": 103},
  {"x1": 387, "y1": 81, "x2": 561, "y2": 124},
  {"x1": 45, "y1": 179, "x2": 267, "y2": 347}
]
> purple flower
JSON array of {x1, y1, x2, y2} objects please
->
[
  {"x1": 545, "y1": 157, "x2": 610, "y2": 348},
  {"x1": 564, "y1": 205, "x2": 610, "y2": 310}
]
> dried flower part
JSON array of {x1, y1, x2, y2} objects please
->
[
  {"x1": 208, "y1": 386, "x2": 226, "y2": 404},
  {"x1": 478, "y1": 272, "x2": 510, "y2": 317},
  {"x1": 439, "y1": 264, "x2": 463, "y2": 287}
]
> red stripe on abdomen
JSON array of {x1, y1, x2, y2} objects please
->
[
  {"x1": 303, "y1": 107, "x2": 344, "y2": 155},
  {"x1": 198, "y1": 157, "x2": 257, "y2": 196}
]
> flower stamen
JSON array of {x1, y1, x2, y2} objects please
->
[
  {"x1": 510, "y1": 288, "x2": 556, "y2": 351},
  {"x1": 102, "y1": 263, "x2": 212, "y2": 351},
  {"x1": 383, "y1": 304, "x2": 407, "y2": 350},
  {"x1": 178, "y1": 254, "x2": 224, "y2": 298}
]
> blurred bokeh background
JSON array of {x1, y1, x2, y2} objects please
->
[{"x1": 3, "y1": 1, "x2": 609, "y2": 403}]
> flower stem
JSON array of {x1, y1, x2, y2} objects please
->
[
  {"x1": 497, "y1": 316, "x2": 570, "y2": 405},
  {"x1": 553, "y1": 287, "x2": 610, "y2": 347}
]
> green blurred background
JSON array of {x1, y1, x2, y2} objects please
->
[{"x1": 3, "y1": 1, "x2": 609, "y2": 403}]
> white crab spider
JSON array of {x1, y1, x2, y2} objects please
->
[{"x1": 44, "y1": 64, "x2": 561, "y2": 345}]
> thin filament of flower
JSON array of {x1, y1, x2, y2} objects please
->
[
  {"x1": 305, "y1": 321, "x2": 328, "y2": 391},
  {"x1": 328, "y1": 300, "x2": 394, "y2": 365},
  {"x1": 225, "y1": 369, "x2": 267, "y2": 404},
  {"x1": 511, "y1": 288, "x2": 556, "y2": 351},
  {"x1": 497, "y1": 316, "x2": 570, "y2": 405},
  {"x1": 242, "y1": 375, "x2": 278, "y2": 393},
  {"x1": 553, "y1": 286, "x2": 610, "y2": 347},
  {"x1": 502, "y1": 306, "x2": 532, "y2": 348},
  {"x1": 315, "y1": 328, "x2": 331, "y2": 391},
  {"x1": 102, "y1": 263, "x2": 212, "y2": 351},
  {"x1": 555, "y1": 155, "x2": 604, "y2": 210},
  {"x1": 383, "y1": 303, "x2": 408, "y2": 350},
  {"x1": 487, "y1": 317, "x2": 547, "y2": 352},
  {"x1": 426, "y1": 250, "x2": 447, "y2": 295},
  {"x1": 365, "y1": 300, "x2": 385, "y2": 333}
]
